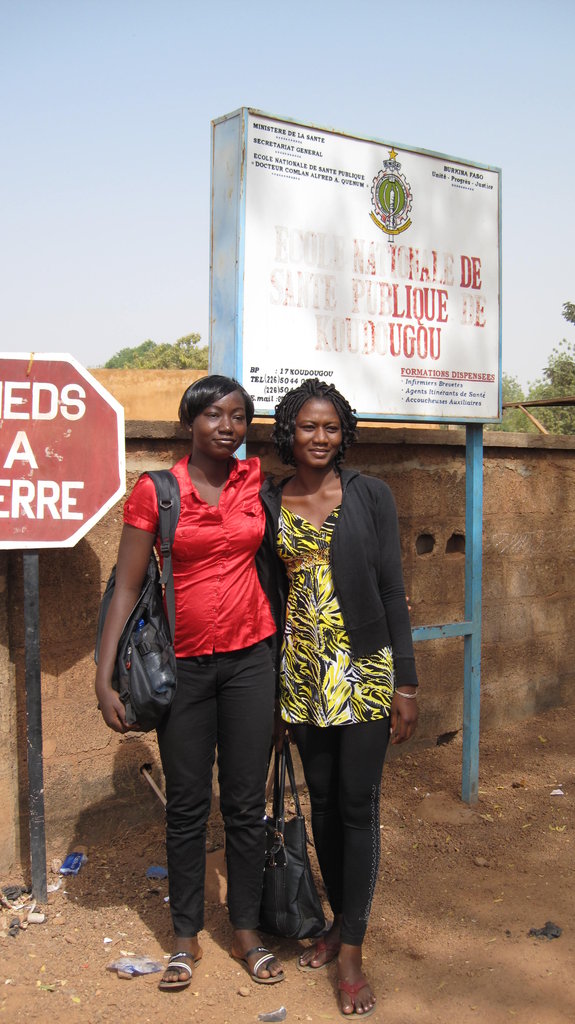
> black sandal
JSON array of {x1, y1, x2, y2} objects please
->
[
  {"x1": 158, "y1": 951, "x2": 201, "y2": 991},
  {"x1": 231, "y1": 945, "x2": 285, "y2": 985}
]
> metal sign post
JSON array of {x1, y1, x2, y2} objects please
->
[
  {"x1": 0, "y1": 353, "x2": 125, "y2": 899},
  {"x1": 462, "y1": 423, "x2": 484, "y2": 803},
  {"x1": 23, "y1": 551, "x2": 47, "y2": 901},
  {"x1": 410, "y1": 424, "x2": 484, "y2": 803}
]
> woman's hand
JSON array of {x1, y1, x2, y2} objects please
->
[
  {"x1": 96, "y1": 682, "x2": 139, "y2": 734},
  {"x1": 390, "y1": 688, "x2": 418, "y2": 745}
]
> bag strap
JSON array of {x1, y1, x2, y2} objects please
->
[
  {"x1": 283, "y1": 743, "x2": 303, "y2": 817},
  {"x1": 146, "y1": 470, "x2": 181, "y2": 640},
  {"x1": 272, "y1": 742, "x2": 302, "y2": 830},
  {"x1": 272, "y1": 746, "x2": 284, "y2": 830}
]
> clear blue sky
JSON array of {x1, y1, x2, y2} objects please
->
[{"x1": 2, "y1": 0, "x2": 573, "y2": 389}]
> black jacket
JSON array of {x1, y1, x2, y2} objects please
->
[{"x1": 257, "y1": 469, "x2": 418, "y2": 688}]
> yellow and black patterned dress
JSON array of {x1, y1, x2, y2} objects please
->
[{"x1": 277, "y1": 504, "x2": 395, "y2": 727}]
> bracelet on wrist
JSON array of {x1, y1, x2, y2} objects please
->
[{"x1": 395, "y1": 689, "x2": 418, "y2": 699}]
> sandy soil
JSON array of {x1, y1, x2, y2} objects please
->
[{"x1": 1, "y1": 703, "x2": 573, "y2": 1024}]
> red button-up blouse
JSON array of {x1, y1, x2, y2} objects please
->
[{"x1": 123, "y1": 456, "x2": 275, "y2": 658}]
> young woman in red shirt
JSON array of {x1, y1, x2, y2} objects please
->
[{"x1": 95, "y1": 375, "x2": 284, "y2": 990}]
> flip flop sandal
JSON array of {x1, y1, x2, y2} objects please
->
[
  {"x1": 338, "y1": 977, "x2": 376, "y2": 1018},
  {"x1": 158, "y1": 951, "x2": 201, "y2": 991},
  {"x1": 297, "y1": 937, "x2": 341, "y2": 972},
  {"x1": 232, "y1": 945, "x2": 285, "y2": 985}
]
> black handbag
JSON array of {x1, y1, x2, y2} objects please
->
[
  {"x1": 260, "y1": 743, "x2": 326, "y2": 939},
  {"x1": 94, "y1": 471, "x2": 180, "y2": 732}
]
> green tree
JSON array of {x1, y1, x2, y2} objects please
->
[
  {"x1": 562, "y1": 301, "x2": 575, "y2": 325},
  {"x1": 105, "y1": 339, "x2": 157, "y2": 368},
  {"x1": 527, "y1": 336, "x2": 575, "y2": 434},
  {"x1": 105, "y1": 334, "x2": 208, "y2": 370},
  {"x1": 487, "y1": 374, "x2": 535, "y2": 432},
  {"x1": 491, "y1": 300, "x2": 575, "y2": 434}
]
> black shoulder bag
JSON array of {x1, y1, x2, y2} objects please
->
[
  {"x1": 260, "y1": 743, "x2": 326, "y2": 939},
  {"x1": 94, "y1": 470, "x2": 181, "y2": 732}
]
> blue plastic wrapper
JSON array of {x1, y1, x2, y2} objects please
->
[
  {"x1": 145, "y1": 865, "x2": 168, "y2": 880},
  {"x1": 59, "y1": 853, "x2": 87, "y2": 875},
  {"x1": 107, "y1": 955, "x2": 164, "y2": 976}
]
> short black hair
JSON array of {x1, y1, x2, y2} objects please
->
[
  {"x1": 178, "y1": 375, "x2": 255, "y2": 429},
  {"x1": 272, "y1": 378, "x2": 358, "y2": 468}
]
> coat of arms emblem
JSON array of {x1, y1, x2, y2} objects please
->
[{"x1": 370, "y1": 149, "x2": 413, "y2": 237}]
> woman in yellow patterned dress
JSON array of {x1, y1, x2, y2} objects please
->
[{"x1": 259, "y1": 378, "x2": 418, "y2": 1018}]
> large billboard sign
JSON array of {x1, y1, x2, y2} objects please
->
[{"x1": 210, "y1": 108, "x2": 501, "y2": 422}]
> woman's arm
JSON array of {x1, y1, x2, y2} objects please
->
[
  {"x1": 375, "y1": 486, "x2": 418, "y2": 678},
  {"x1": 95, "y1": 524, "x2": 155, "y2": 733},
  {"x1": 374, "y1": 484, "x2": 419, "y2": 742}
]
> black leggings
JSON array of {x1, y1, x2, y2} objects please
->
[{"x1": 290, "y1": 717, "x2": 390, "y2": 946}]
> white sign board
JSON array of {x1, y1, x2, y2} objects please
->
[{"x1": 210, "y1": 109, "x2": 501, "y2": 422}]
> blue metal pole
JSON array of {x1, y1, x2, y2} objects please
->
[{"x1": 462, "y1": 423, "x2": 483, "y2": 803}]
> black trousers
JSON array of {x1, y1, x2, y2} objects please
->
[
  {"x1": 157, "y1": 640, "x2": 275, "y2": 937},
  {"x1": 290, "y1": 717, "x2": 390, "y2": 946}
]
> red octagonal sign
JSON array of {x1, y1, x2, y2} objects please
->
[{"x1": 0, "y1": 353, "x2": 125, "y2": 548}]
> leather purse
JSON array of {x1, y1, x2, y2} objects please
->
[
  {"x1": 260, "y1": 743, "x2": 326, "y2": 939},
  {"x1": 95, "y1": 471, "x2": 180, "y2": 731}
]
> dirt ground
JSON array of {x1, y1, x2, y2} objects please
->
[{"x1": 1, "y1": 703, "x2": 573, "y2": 1024}]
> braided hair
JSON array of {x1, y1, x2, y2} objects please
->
[{"x1": 272, "y1": 378, "x2": 358, "y2": 468}]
